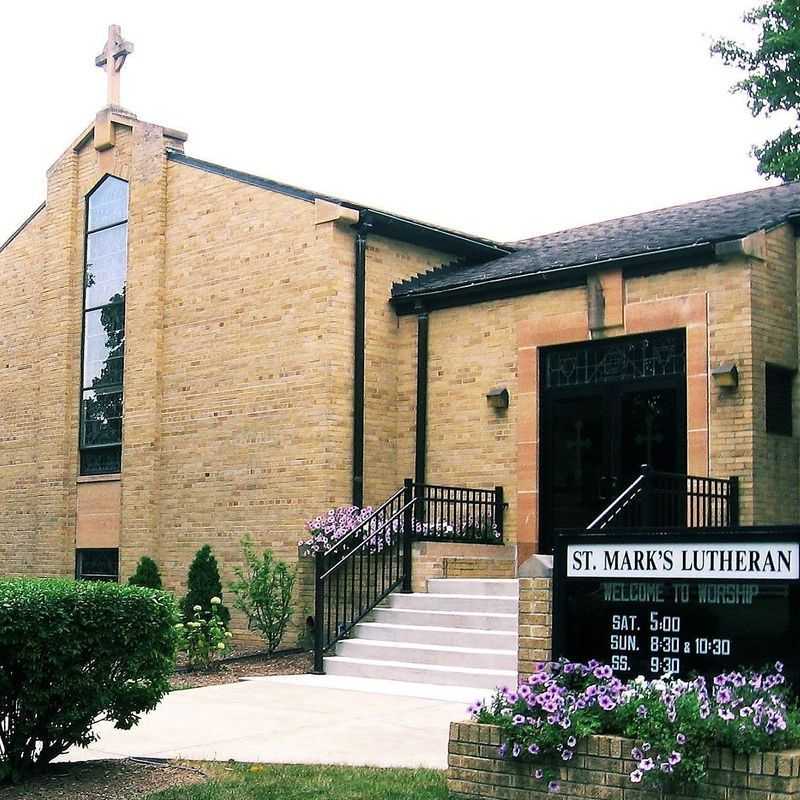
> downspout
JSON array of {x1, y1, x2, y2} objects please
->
[
  {"x1": 414, "y1": 302, "x2": 429, "y2": 505},
  {"x1": 352, "y1": 221, "x2": 369, "y2": 507}
]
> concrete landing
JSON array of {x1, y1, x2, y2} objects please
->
[{"x1": 62, "y1": 675, "x2": 489, "y2": 769}]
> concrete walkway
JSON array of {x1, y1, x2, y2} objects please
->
[{"x1": 62, "y1": 675, "x2": 490, "y2": 769}]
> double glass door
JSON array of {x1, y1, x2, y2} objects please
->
[{"x1": 539, "y1": 332, "x2": 686, "y2": 552}]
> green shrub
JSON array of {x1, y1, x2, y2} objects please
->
[
  {"x1": 180, "y1": 545, "x2": 230, "y2": 627},
  {"x1": 230, "y1": 537, "x2": 295, "y2": 654},
  {"x1": 0, "y1": 578, "x2": 177, "y2": 783},
  {"x1": 175, "y1": 598, "x2": 233, "y2": 671},
  {"x1": 128, "y1": 555, "x2": 163, "y2": 589}
]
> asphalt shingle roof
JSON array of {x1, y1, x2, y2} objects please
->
[{"x1": 392, "y1": 181, "x2": 800, "y2": 300}]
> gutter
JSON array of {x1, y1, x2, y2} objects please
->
[
  {"x1": 352, "y1": 220, "x2": 371, "y2": 507},
  {"x1": 390, "y1": 241, "x2": 717, "y2": 314}
]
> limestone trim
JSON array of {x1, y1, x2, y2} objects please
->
[{"x1": 516, "y1": 289, "x2": 709, "y2": 562}]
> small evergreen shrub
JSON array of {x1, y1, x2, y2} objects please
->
[
  {"x1": 175, "y1": 597, "x2": 233, "y2": 671},
  {"x1": 180, "y1": 544, "x2": 230, "y2": 626},
  {"x1": 0, "y1": 578, "x2": 177, "y2": 783},
  {"x1": 230, "y1": 537, "x2": 296, "y2": 654},
  {"x1": 128, "y1": 555, "x2": 163, "y2": 589}
]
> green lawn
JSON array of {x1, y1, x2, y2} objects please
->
[{"x1": 147, "y1": 763, "x2": 448, "y2": 800}]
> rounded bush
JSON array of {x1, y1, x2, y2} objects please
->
[{"x1": 0, "y1": 578, "x2": 178, "y2": 783}]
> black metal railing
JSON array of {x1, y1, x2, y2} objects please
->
[
  {"x1": 313, "y1": 481, "x2": 414, "y2": 673},
  {"x1": 313, "y1": 479, "x2": 505, "y2": 672},
  {"x1": 413, "y1": 483, "x2": 504, "y2": 544},
  {"x1": 588, "y1": 465, "x2": 739, "y2": 531}
]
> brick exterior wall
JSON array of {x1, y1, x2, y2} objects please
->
[
  {"x1": 448, "y1": 722, "x2": 800, "y2": 800},
  {"x1": 517, "y1": 576, "x2": 552, "y2": 679},
  {"x1": 752, "y1": 226, "x2": 800, "y2": 523},
  {"x1": 0, "y1": 115, "x2": 459, "y2": 646},
  {"x1": 411, "y1": 542, "x2": 516, "y2": 593}
]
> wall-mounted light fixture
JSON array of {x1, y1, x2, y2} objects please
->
[
  {"x1": 711, "y1": 362, "x2": 739, "y2": 388},
  {"x1": 486, "y1": 386, "x2": 510, "y2": 409}
]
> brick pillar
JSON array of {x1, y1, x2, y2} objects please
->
[{"x1": 517, "y1": 576, "x2": 552, "y2": 681}]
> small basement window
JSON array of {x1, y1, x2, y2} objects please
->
[
  {"x1": 766, "y1": 364, "x2": 794, "y2": 436},
  {"x1": 75, "y1": 548, "x2": 119, "y2": 582}
]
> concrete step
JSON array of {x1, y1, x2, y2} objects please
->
[
  {"x1": 323, "y1": 655, "x2": 516, "y2": 689},
  {"x1": 386, "y1": 592, "x2": 517, "y2": 614},
  {"x1": 371, "y1": 606, "x2": 517, "y2": 632},
  {"x1": 427, "y1": 578, "x2": 519, "y2": 597},
  {"x1": 352, "y1": 621, "x2": 517, "y2": 650},
  {"x1": 336, "y1": 638, "x2": 516, "y2": 670}
]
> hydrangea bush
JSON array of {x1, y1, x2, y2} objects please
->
[
  {"x1": 300, "y1": 506, "x2": 500, "y2": 554},
  {"x1": 175, "y1": 596, "x2": 233, "y2": 671},
  {"x1": 471, "y1": 660, "x2": 800, "y2": 793}
]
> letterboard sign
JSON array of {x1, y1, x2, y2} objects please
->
[{"x1": 552, "y1": 530, "x2": 800, "y2": 683}]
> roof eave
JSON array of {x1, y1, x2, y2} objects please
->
[
  {"x1": 166, "y1": 150, "x2": 511, "y2": 262},
  {"x1": 390, "y1": 241, "x2": 717, "y2": 314}
]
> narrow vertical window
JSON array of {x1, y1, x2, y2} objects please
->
[
  {"x1": 766, "y1": 363, "x2": 794, "y2": 436},
  {"x1": 80, "y1": 176, "x2": 128, "y2": 475}
]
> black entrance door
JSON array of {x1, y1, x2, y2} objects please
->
[{"x1": 539, "y1": 331, "x2": 686, "y2": 552}]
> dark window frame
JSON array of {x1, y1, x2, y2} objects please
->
[
  {"x1": 75, "y1": 548, "x2": 119, "y2": 582},
  {"x1": 765, "y1": 363, "x2": 795, "y2": 437},
  {"x1": 79, "y1": 176, "x2": 128, "y2": 476}
]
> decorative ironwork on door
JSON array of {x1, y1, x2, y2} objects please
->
[{"x1": 544, "y1": 330, "x2": 685, "y2": 390}]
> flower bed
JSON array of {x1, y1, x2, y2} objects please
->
[
  {"x1": 300, "y1": 505, "x2": 500, "y2": 555},
  {"x1": 448, "y1": 723, "x2": 800, "y2": 800},
  {"x1": 457, "y1": 660, "x2": 800, "y2": 796}
]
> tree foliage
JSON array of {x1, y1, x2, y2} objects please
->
[
  {"x1": 230, "y1": 538, "x2": 295, "y2": 654},
  {"x1": 128, "y1": 555, "x2": 163, "y2": 589},
  {"x1": 180, "y1": 545, "x2": 230, "y2": 627},
  {"x1": 711, "y1": 2, "x2": 800, "y2": 180}
]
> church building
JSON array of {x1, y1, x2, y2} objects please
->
[{"x1": 2, "y1": 27, "x2": 799, "y2": 651}]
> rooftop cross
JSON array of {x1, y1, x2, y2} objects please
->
[{"x1": 95, "y1": 25, "x2": 134, "y2": 108}]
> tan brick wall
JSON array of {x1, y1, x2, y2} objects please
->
[
  {"x1": 0, "y1": 122, "x2": 137, "y2": 579},
  {"x1": 411, "y1": 541, "x2": 516, "y2": 593},
  {"x1": 362, "y1": 234, "x2": 454, "y2": 505},
  {"x1": 752, "y1": 225, "x2": 799, "y2": 523},
  {"x1": 517, "y1": 576, "x2": 552, "y2": 679},
  {"x1": 448, "y1": 722, "x2": 800, "y2": 800},
  {"x1": 0, "y1": 207, "x2": 47, "y2": 575},
  {"x1": 397, "y1": 297, "x2": 526, "y2": 550}
]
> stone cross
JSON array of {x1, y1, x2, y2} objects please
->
[{"x1": 95, "y1": 25, "x2": 134, "y2": 108}]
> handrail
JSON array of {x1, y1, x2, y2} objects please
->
[
  {"x1": 586, "y1": 465, "x2": 740, "y2": 532},
  {"x1": 322, "y1": 486, "x2": 405, "y2": 557},
  {"x1": 313, "y1": 478, "x2": 506, "y2": 674},
  {"x1": 587, "y1": 474, "x2": 645, "y2": 530},
  {"x1": 319, "y1": 499, "x2": 414, "y2": 581}
]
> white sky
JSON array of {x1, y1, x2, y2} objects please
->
[{"x1": 0, "y1": 1, "x2": 792, "y2": 245}]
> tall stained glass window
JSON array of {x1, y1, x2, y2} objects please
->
[{"x1": 80, "y1": 176, "x2": 128, "y2": 475}]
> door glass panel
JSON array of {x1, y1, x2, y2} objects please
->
[
  {"x1": 546, "y1": 394, "x2": 608, "y2": 538},
  {"x1": 619, "y1": 387, "x2": 682, "y2": 485}
]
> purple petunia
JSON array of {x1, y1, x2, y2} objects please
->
[
  {"x1": 676, "y1": 733, "x2": 686, "y2": 745},
  {"x1": 630, "y1": 769, "x2": 643, "y2": 783}
]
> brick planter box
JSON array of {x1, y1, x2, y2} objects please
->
[{"x1": 448, "y1": 721, "x2": 800, "y2": 799}]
